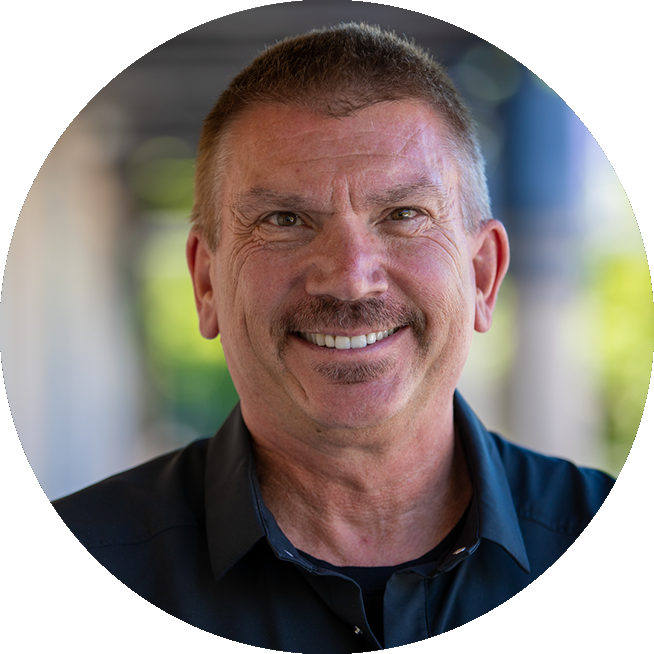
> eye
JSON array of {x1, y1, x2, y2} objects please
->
[
  {"x1": 267, "y1": 212, "x2": 305, "y2": 227},
  {"x1": 388, "y1": 207, "x2": 421, "y2": 221}
]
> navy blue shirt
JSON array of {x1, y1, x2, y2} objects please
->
[
  {"x1": 298, "y1": 502, "x2": 471, "y2": 644},
  {"x1": 53, "y1": 393, "x2": 614, "y2": 652}
]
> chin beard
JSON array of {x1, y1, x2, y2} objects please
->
[{"x1": 312, "y1": 358, "x2": 395, "y2": 384}]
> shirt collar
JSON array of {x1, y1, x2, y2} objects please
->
[
  {"x1": 205, "y1": 395, "x2": 530, "y2": 580},
  {"x1": 205, "y1": 405, "x2": 266, "y2": 580},
  {"x1": 454, "y1": 390, "x2": 530, "y2": 573},
  {"x1": 205, "y1": 405, "x2": 306, "y2": 580}
]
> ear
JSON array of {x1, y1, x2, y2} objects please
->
[
  {"x1": 186, "y1": 230, "x2": 220, "y2": 339},
  {"x1": 470, "y1": 220, "x2": 510, "y2": 333}
]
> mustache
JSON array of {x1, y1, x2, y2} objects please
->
[{"x1": 271, "y1": 296, "x2": 426, "y2": 337}]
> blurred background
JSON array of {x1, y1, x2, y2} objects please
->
[{"x1": 2, "y1": 1, "x2": 652, "y2": 500}]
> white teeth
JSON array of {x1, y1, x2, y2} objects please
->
[
  {"x1": 300, "y1": 328, "x2": 398, "y2": 349},
  {"x1": 334, "y1": 336, "x2": 351, "y2": 350},
  {"x1": 350, "y1": 335, "x2": 367, "y2": 349}
]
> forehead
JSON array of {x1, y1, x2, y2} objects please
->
[{"x1": 221, "y1": 101, "x2": 457, "y2": 201}]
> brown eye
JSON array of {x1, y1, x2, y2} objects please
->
[
  {"x1": 389, "y1": 208, "x2": 418, "y2": 221},
  {"x1": 271, "y1": 212, "x2": 304, "y2": 227}
]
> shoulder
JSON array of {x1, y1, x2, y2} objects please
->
[
  {"x1": 490, "y1": 432, "x2": 615, "y2": 534},
  {"x1": 52, "y1": 437, "x2": 211, "y2": 548}
]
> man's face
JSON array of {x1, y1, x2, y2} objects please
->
[{"x1": 190, "y1": 101, "x2": 505, "y2": 432}]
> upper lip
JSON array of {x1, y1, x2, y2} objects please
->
[{"x1": 298, "y1": 325, "x2": 403, "y2": 338}]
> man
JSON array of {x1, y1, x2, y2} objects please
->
[{"x1": 54, "y1": 24, "x2": 614, "y2": 652}]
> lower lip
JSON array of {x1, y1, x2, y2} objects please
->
[{"x1": 291, "y1": 328, "x2": 404, "y2": 353}]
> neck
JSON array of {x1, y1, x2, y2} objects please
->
[{"x1": 247, "y1": 396, "x2": 472, "y2": 567}]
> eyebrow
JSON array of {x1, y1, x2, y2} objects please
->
[
  {"x1": 235, "y1": 177, "x2": 449, "y2": 215},
  {"x1": 362, "y1": 177, "x2": 449, "y2": 208}
]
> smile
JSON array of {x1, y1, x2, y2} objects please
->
[{"x1": 298, "y1": 328, "x2": 399, "y2": 349}]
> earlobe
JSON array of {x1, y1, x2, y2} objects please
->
[
  {"x1": 186, "y1": 230, "x2": 220, "y2": 339},
  {"x1": 471, "y1": 220, "x2": 510, "y2": 333}
]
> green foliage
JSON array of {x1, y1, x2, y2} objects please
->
[
  {"x1": 530, "y1": 0, "x2": 654, "y2": 476},
  {"x1": 139, "y1": 226, "x2": 239, "y2": 441},
  {"x1": 128, "y1": 137, "x2": 195, "y2": 212},
  {"x1": 592, "y1": 254, "x2": 654, "y2": 471},
  {"x1": 129, "y1": 135, "x2": 239, "y2": 442}
]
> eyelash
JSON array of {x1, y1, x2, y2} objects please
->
[
  {"x1": 263, "y1": 207, "x2": 426, "y2": 228},
  {"x1": 266, "y1": 212, "x2": 305, "y2": 227},
  {"x1": 387, "y1": 207, "x2": 423, "y2": 221}
]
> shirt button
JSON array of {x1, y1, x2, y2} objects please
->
[
  {"x1": 453, "y1": 547, "x2": 467, "y2": 555},
  {"x1": 354, "y1": 626, "x2": 363, "y2": 635}
]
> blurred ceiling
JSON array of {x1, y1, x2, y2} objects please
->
[{"x1": 22, "y1": 0, "x2": 509, "y2": 152}]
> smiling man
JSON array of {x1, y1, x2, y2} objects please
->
[
  {"x1": 55, "y1": 24, "x2": 614, "y2": 652},
  {"x1": 187, "y1": 98, "x2": 498, "y2": 571}
]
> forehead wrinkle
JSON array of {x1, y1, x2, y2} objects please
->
[
  {"x1": 234, "y1": 176, "x2": 451, "y2": 220},
  {"x1": 281, "y1": 151, "x2": 418, "y2": 166},
  {"x1": 285, "y1": 124, "x2": 418, "y2": 145},
  {"x1": 280, "y1": 147, "x2": 440, "y2": 164},
  {"x1": 235, "y1": 187, "x2": 318, "y2": 214},
  {"x1": 362, "y1": 177, "x2": 449, "y2": 209}
]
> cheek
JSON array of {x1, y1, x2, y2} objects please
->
[
  {"x1": 390, "y1": 237, "x2": 473, "y2": 313},
  {"x1": 219, "y1": 245, "x2": 301, "y2": 337},
  {"x1": 218, "y1": 231, "x2": 264, "y2": 301},
  {"x1": 214, "y1": 254, "x2": 288, "y2": 391},
  {"x1": 391, "y1": 246, "x2": 476, "y2": 369}
]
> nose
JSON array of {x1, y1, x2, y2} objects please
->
[{"x1": 304, "y1": 220, "x2": 388, "y2": 301}]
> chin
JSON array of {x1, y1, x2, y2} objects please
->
[{"x1": 300, "y1": 376, "x2": 411, "y2": 432}]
